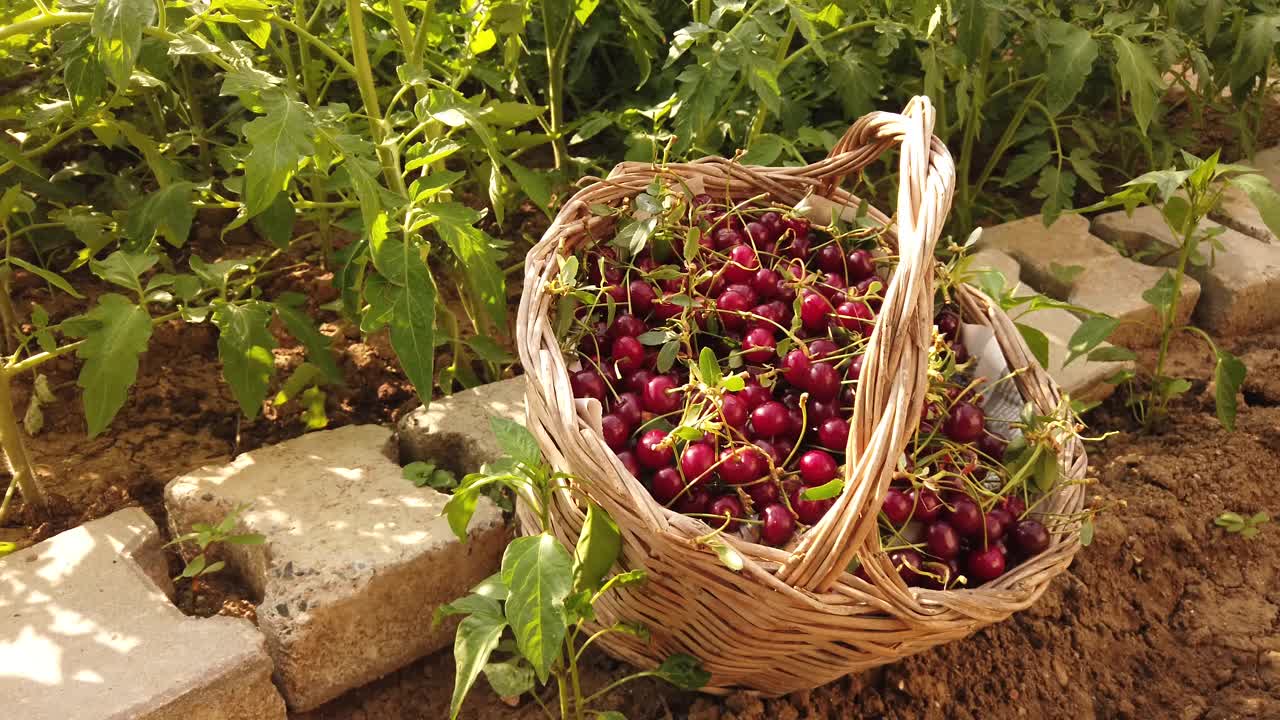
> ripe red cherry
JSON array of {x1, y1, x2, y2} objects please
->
[
  {"x1": 611, "y1": 335, "x2": 645, "y2": 372},
  {"x1": 753, "y1": 439, "x2": 782, "y2": 467},
  {"x1": 910, "y1": 488, "x2": 943, "y2": 523},
  {"x1": 835, "y1": 300, "x2": 873, "y2": 336},
  {"x1": 760, "y1": 211, "x2": 783, "y2": 233},
  {"x1": 980, "y1": 512, "x2": 1007, "y2": 542},
  {"x1": 747, "y1": 479, "x2": 780, "y2": 507},
  {"x1": 967, "y1": 546, "x2": 1007, "y2": 582},
  {"x1": 782, "y1": 349, "x2": 812, "y2": 387},
  {"x1": 948, "y1": 496, "x2": 984, "y2": 536},
  {"x1": 1001, "y1": 495, "x2": 1027, "y2": 519},
  {"x1": 726, "y1": 282, "x2": 758, "y2": 307},
  {"x1": 817, "y1": 417, "x2": 850, "y2": 451},
  {"x1": 616, "y1": 450, "x2": 640, "y2": 478},
  {"x1": 786, "y1": 231, "x2": 811, "y2": 260},
  {"x1": 740, "y1": 382, "x2": 771, "y2": 409},
  {"x1": 782, "y1": 216, "x2": 809, "y2": 238},
  {"x1": 708, "y1": 495, "x2": 745, "y2": 531},
  {"x1": 752, "y1": 268, "x2": 782, "y2": 299},
  {"x1": 943, "y1": 402, "x2": 985, "y2": 443},
  {"x1": 745, "y1": 221, "x2": 771, "y2": 246},
  {"x1": 807, "y1": 363, "x2": 841, "y2": 401},
  {"x1": 881, "y1": 488, "x2": 913, "y2": 525},
  {"x1": 809, "y1": 339, "x2": 839, "y2": 359},
  {"x1": 978, "y1": 432, "x2": 1007, "y2": 462},
  {"x1": 725, "y1": 244, "x2": 760, "y2": 283},
  {"x1": 714, "y1": 227, "x2": 744, "y2": 249},
  {"x1": 989, "y1": 508, "x2": 1015, "y2": 533},
  {"x1": 952, "y1": 340, "x2": 971, "y2": 364},
  {"x1": 716, "y1": 289, "x2": 751, "y2": 330},
  {"x1": 847, "y1": 355, "x2": 864, "y2": 382},
  {"x1": 571, "y1": 370, "x2": 607, "y2": 402},
  {"x1": 926, "y1": 521, "x2": 961, "y2": 559},
  {"x1": 799, "y1": 291, "x2": 832, "y2": 330},
  {"x1": 655, "y1": 298, "x2": 682, "y2": 320},
  {"x1": 889, "y1": 549, "x2": 925, "y2": 586},
  {"x1": 719, "y1": 446, "x2": 764, "y2": 485},
  {"x1": 680, "y1": 442, "x2": 717, "y2": 486},
  {"x1": 650, "y1": 467, "x2": 684, "y2": 504},
  {"x1": 760, "y1": 503, "x2": 796, "y2": 545},
  {"x1": 635, "y1": 429, "x2": 673, "y2": 469},
  {"x1": 816, "y1": 244, "x2": 845, "y2": 273},
  {"x1": 749, "y1": 303, "x2": 785, "y2": 331},
  {"x1": 808, "y1": 398, "x2": 839, "y2": 426},
  {"x1": 789, "y1": 486, "x2": 834, "y2": 525},
  {"x1": 742, "y1": 327, "x2": 776, "y2": 363},
  {"x1": 751, "y1": 401, "x2": 790, "y2": 437},
  {"x1": 642, "y1": 375, "x2": 681, "y2": 414},
  {"x1": 600, "y1": 414, "x2": 630, "y2": 451},
  {"x1": 676, "y1": 487, "x2": 710, "y2": 514},
  {"x1": 720, "y1": 393, "x2": 748, "y2": 429},
  {"x1": 625, "y1": 369, "x2": 654, "y2": 394},
  {"x1": 845, "y1": 249, "x2": 876, "y2": 281},
  {"x1": 797, "y1": 450, "x2": 838, "y2": 486},
  {"x1": 609, "y1": 313, "x2": 646, "y2": 339},
  {"x1": 627, "y1": 280, "x2": 656, "y2": 314},
  {"x1": 1010, "y1": 519, "x2": 1050, "y2": 555},
  {"x1": 817, "y1": 272, "x2": 847, "y2": 299},
  {"x1": 611, "y1": 391, "x2": 643, "y2": 428},
  {"x1": 935, "y1": 308, "x2": 961, "y2": 341}
]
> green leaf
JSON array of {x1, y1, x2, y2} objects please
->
[
  {"x1": 443, "y1": 485, "x2": 484, "y2": 541},
  {"x1": 253, "y1": 192, "x2": 296, "y2": 250},
  {"x1": 483, "y1": 659, "x2": 536, "y2": 698},
  {"x1": 67, "y1": 294, "x2": 152, "y2": 437},
  {"x1": 802, "y1": 478, "x2": 844, "y2": 501},
  {"x1": 211, "y1": 301, "x2": 277, "y2": 420},
  {"x1": 1214, "y1": 348, "x2": 1246, "y2": 431},
  {"x1": 502, "y1": 159, "x2": 552, "y2": 218},
  {"x1": 90, "y1": 0, "x2": 155, "y2": 86},
  {"x1": 1015, "y1": 322, "x2": 1051, "y2": 369},
  {"x1": 180, "y1": 554, "x2": 207, "y2": 579},
  {"x1": 0, "y1": 542, "x2": 17, "y2": 558},
  {"x1": 1080, "y1": 516, "x2": 1094, "y2": 546},
  {"x1": 275, "y1": 303, "x2": 341, "y2": 383},
  {"x1": 698, "y1": 347, "x2": 721, "y2": 385},
  {"x1": 1034, "y1": 448, "x2": 1060, "y2": 493},
  {"x1": 1033, "y1": 165, "x2": 1077, "y2": 226},
  {"x1": 448, "y1": 608, "x2": 507, "y2": 720},
  {"x1": 1000, "y1": 140, "x2": 1051, "y2": 187},
  {"x1": 1141, "y1": 271, "x2": 1178, "y2": 314},
  {"x1": 482, "y1": 101, "x2": 546, "y2": 127},
  {"x1": 1044, "y1": 21, "x2": 1098, "y2": 115},
  {"x1": 273, "y1": 361, "x2": 321, "y2": 405},
  {"x1": 501, "y1": 534, "x2": 573, "y2": 683},
  {"x1": 90, "y1": 250, "x2": 157, "y2": 295},
  {"x1": 403, "y1": 461, "x2": 437, "y2": 488},
  {"x1": 1227, "y1": 173, "x2": 1280, "y2": 241},
  {"x1": 1112, "y1": 36, "x2": 1162, "y2": 134},
  {"x1": 573, "y1": 502, "x2": 621, "y2": 594},
  {"x1": 656, "y1": 653, "x2": 710, "y2": 690},
  {"x1": 425, "y1": 203, "x2": 506, "y2": 330},
  {"x1": 1065, "y1": 316, "x2": 1119, "y2": 366},
  {"x1": 467, "y1": 336, "x2": 514, "y2": 364},
  {"x1": 125, "y1": 181, "x2": 196, "y2": 247},
  {"x1": 242, "y1": 89, "x2": 315, "y2": 218},
  {"x1": 705, "y1": 537, "x2": 743, "y2": 571},
  {"x1": 6, "y1": 257, "x2": 83, "y2": 298},
  {"x1": 388, "y1": 258, "x2": 438, "y2": 405},
  {"x1": 1088, "y1": 346, "x2": 1137, "y2": 362},
  {"x1": 1067, "y1": 147, "x2": 1104, "y2": 194},
  {"x1": 740, "y1": 134, "x2": 786, "y2": 166},
  {"x1": 491, "y1": 415, "x2": 539, "y2": 468},
  {"x1": 657, "y1": 340, "x2": 679, "y2": 372},
  {"x1": 65, "y1": 52, "x2": 106, "y2": 110}
]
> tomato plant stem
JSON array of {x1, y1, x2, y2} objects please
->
[
  {"x1": 1147, "y1": 203, "x2": 1198, "y2": 430},
  {"x1": 343, "y1": 0, "x2": 408, "y2": 197},
  {"x1": 0, "y1": 370, "x2": 46, "y2": 515}
]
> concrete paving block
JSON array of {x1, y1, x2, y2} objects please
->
[
  {"x1": 1210, "y1": 146, "x2": 1280, "y2": 242},
  {"x1": 397, "y1": 376, "x2": 527, "y2": 468},
  {"x1": 967, "y1": 247, "x2": 1022, "y2": 287},
  {"x1": 165, "y1": 424, "x2": 509, "y2": 711},
  {"x1": 976, "y1": 214, "x2": 1120, "y2": 297},
  {"x1": 1066, "y1": 255, "x2": 1199, "y2": 349},
  {"x1": 0, "y1": 508, "x2": 285, "y2": 720},
  {"x1": 1092, "y1": 206, "x2": 1280, "y2": 335}
]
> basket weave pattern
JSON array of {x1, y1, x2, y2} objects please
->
[{"x1": 514, "y1": 97, "x2": 1086, "y2": 695}]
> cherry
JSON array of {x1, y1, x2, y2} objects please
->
[
  {"x1": 889, "y1": 548, "x2": 925, "y2": 586},
  {"x1": 980, "y1": 511, "x2": 1007, "y2": 542},
  {"x1": 692, "y1": 193, "x2": 714, "y2": 208},
  {"x1": 952, "y1": 341, "x2": 970, "y2": 364},
  {"x1": 799, "y1": 291, "x2": 832, "y2": 330},
  {"x1": 782, "y1": 349, "x2": 812, "y2": 387},
  {"x1": 601, "y1": 414, "x2": 630, "y2": 451},
  {"x1": 746, "y1": 221, "x2": 771, "y2": 246},
  {"x1": 807, "y1": 362, "x2": 841, "y2": 401},
  {"x1": 989, "y1": 507, "x2": 1015, "y2": 532},
  {"x1": 752, "y1": 268, "x2": 782, "y2": 299},
  {"x1": 716, "y1": 289, "x2": 751, "y2": 330},
  {"x1": 714, "y1": 227, "x2": 744, "y2": 249},
  {"x1": 797, "y1": 450, "x2": 838, "y2": 486},
  {"x1": 760, "y1": 503, "x2": 796, "y2": 546},
  {"x1": 751, "y1": 401, "x2": 791, "y2": 437},
  {"x1": 786, "y1": 232, "x2": 811, "y2": 260},
  {"x1": 935, "y1": 309, "x2": 961, "y2": 341},
  {"x1": 754, "y1": 439, "x2": 783, "y2": 467},
  {"x1": 760, "y1": 211, "x2": 783, "y2": 234},
  {"x1": 636, "y1": 430, "x2": 673, "y2": 469},
  {"x1": 747, "y1": 479, "x2": 780, "y2": 507},
  {"x1": 571, "y1": 370, "x2": 607, "y2": 403},
  {"x1": 676, "y1": 487, "x2": 710, "y2": 514},
  {"x1": 816, "y1": 244, "x2": 845, "y2": 273},
  {"x1": 627, "y1": 280, "x2": 656, "y2": 314},
  {"x1": 785, "y1": 408, "x2": 805, "y2": 440},
  {"x1": 720, "y1": 393, "x2": 748, "y2": 429},
  {"x1": 680, "y1": 442, "x2": 717, "y2": 486},
  {"x1": 978, "y1": 431, "x2": 1007, "y2": 462},
  {"x1": 790, "y1": 486, "x2": 834, "y2": 525},
  {"x1": 609, "y1": 313, "x2": 646, "y2": 339},
  {"x1": 782, "y1": 216, "x2": 809, "y2": 238},
  {"x1": 611, "y1": 335, "x2": 646, "y2": 372},
  {"x1": 654, "y1": 298, "x2": 683, "y2": 320},
  {"x1": 943, "y1": 402, "x2": 985, "y2": 443},
  {"x1": 881, "y1": 488, "x2": 913, "y2": 525},
  {"x1": 625, "y1": 369, "x2": 654, "y2": 394},
  {"x1": 1010, "y1": 519, "x2": 1050, "y2": 555},
  {"x1": 719, "y1": 446, "x2": 764, "y2": 485},
  {"x1": 606, "y1": 282, "x2": 628, "y2": 305},
  {"x1": 817, "y1": 272, "x2": 847, "y2": 300},
  {"x1": 742, "y1": 327, "x2": 777, "y2": 363},
  {"x1": 808, "y1": 339, "x2": 839, "y2": 359},
  {"x1": 616, "y1": 450, "x2": 640, "y2": 478},
  {"x1": 808, "y1": 398, "x2": 839, "y2": 425},
  {"x1": 642, "y1": 375, "x2": 681, "y2": 414},
  {"x1": 1001, "y1": 495, "x2": 1027, "y2": 519},
  {"x1": 926, "y1": 521, "x2": 961, "y2": 559},
  {"x1": 750, "y1": 302, "x2": 785, "y2": 330},
  {"x1": 967, "y1": 546, "x2": 1006, "y2": 582},
  {"x1": 911, "y1": 488, "x2": 944, "y2": 523},
  {"x1": 726, "y1": 282, "x2": 759, "y2": 307},
  {"x1": 835, "y1": 300, "x2": 873, "y2": 336},
  {"x1": 740, "y1": 382, "x2": 771, "y2": 409},
  {"x1": 611, "y1": 391, "x2": 643, "y2": 428},
  {"x1": 650, "y1": 467, "x2": 683, "y2": 504},
  {"x1": 947, "y1": 496, "x2": 984, "y2": 536},
  {"x1": 817, "y1": 417, "x2": 850, "y2": 451},
  {"x1": 845, "y1": 249, "x2": 876, "y2": 281},
  {"x1": 708, "y1": 495, "x2": 745, "y2": 531},
  {"x1": 725, "y1": 244, "x2": 760, "y2": 283},
  {"x1": 847, "y1": 355, "x2": 865, "y2": 382}
]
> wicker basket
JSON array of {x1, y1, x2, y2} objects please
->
[{"x1": 514, "y1": 97, "x2": 1086, "y2": 695}]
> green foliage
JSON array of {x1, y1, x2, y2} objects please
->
[
  {"x1": 165, "y1": 503, "x2": 265, "y2": 582},
  {"x1": 1214, "y1": 511, "x2": 1270, "y2": 538}
]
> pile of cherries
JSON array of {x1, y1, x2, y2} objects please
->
[{"x1": 561, "y1": 192, "x2": 1052, "y2": 589}]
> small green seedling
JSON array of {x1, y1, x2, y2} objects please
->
[
  {"x1": 166, "y1": 504, "x2": 265, "y2": 581},
  {"x1": 403, "y1": 461, "x2": 459, "y2": 491},
  {"x1": 1214, "y1": 511, "x2": 1270, "y2": 538}
]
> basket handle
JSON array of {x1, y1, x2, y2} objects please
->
[{"x1": 778, "y1": 96, "x2": 956, "y2": 592}]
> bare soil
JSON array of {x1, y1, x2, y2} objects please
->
[{"x1": 3, "y1": 237, "x2": 1278, "y2": 719}]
